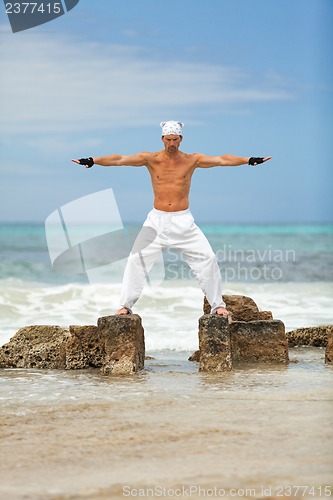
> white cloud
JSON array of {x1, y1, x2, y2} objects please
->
[{"x1": 0, "y1": 32, "x2": 294, "y2": 134}]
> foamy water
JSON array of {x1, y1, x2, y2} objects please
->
[{"x1": 1, "y1": 278, "x2": 333, "y2": 351}]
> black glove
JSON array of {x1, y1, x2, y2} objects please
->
[
  {"x1": 248, "y1": 157, "x2": 264, "y2": 166},
  {"x1": 78, "y1": 157, "x2": 94, "y2": 168}
]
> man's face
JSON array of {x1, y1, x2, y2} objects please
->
[{"x1": 162, "y1": 134, "x2": 182, "y2": 153}]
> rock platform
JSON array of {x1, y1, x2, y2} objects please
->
[
  {"x1": 0, "y1": 315, "x2": 145, "y2": 375},
  {"x1": 1, "y1": 295, "x2": 331, "y2": 374}
]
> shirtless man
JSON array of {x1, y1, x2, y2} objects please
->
[{"x1": 72, "y1": 121, "x2": 271, "y2": 317}]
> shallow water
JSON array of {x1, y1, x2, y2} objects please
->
[
  {"x1": 1, "y1": 348, "x2": 332, "y2": 499},
  {"x1": 1, "y1": 348, "x2": 332, "y2": 407}
]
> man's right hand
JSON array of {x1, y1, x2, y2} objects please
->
[{"x1": 71, "y1": 157, "x2": 94, "y2": 168}]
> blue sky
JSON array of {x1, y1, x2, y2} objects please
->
[{"x1": 0, "y1": 0, "x2": 332, "y2": 223}]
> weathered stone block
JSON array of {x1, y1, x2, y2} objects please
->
[
  {"x1": 66, "y1": 325, "x2": 102, "y2": 369},
  {"x1": 198, "y1": 315, "x2": 232, "y2": 371},
  {"x1": 230, "y1": 320, "x2": 288, "y2": 363},
  {"x1": 0, "y1": 325, "x2": 68, "y2": 369},
  {"x1": 0, "y1": 316, "x2": 146, "y2": 375},
  {"x1": 325, "y1": 328, "x2": 333, "y2": 363},
  {"x1": 97, "y1": 315, "x2": 145, "y2": 375},
  {"x1": 287, "y1": 325, "x2": 332, "y2": 347},
  {"x1": 203, "y1": 295, "x2": 260, "y2": 321}
]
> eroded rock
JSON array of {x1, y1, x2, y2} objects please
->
[
  {"x1": 229, "y1": 320, "x2": 289, "y2": 364},
  {"x1": 203, "y1": 295, "x2": 273, "y2": 322},
  {"x1": 66, "y1": 325, "x2": 102, "y2": 369},
  {"x1": 286, "y1": 325, "x2": 332, "y2": 347},
  {"x1": 0, "y1": 325, "x2": 68, "y2": 369},
  {"x1": 325, "y1": 328, "x2": 333, "y2": 363},
  {"x1": 0, "y1": 316, "x2": 145, "y2": 375},
  {"x1": 258, "y1": 311, "x2": 273, "y2": 320},
  {"x1": 98, "y1": 315, "x2": 145, "y2": 375},
  {"x1": 198, "y1": 315, "x2": 232, "y2": 371}
]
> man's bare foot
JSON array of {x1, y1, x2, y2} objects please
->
[
  {"x1": 115, "y1": 307, "x2": 130, "y2": 315},
  {"x1": 215, "y1": 307, "x2": 229, "y2": 317}
]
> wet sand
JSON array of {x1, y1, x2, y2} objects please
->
[{"x1": 1, "y1": 348, "x2": 333, "y2": 500}]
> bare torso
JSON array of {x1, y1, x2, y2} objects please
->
[
  {"x1": 145, "y1": 150, "x2": 198, "y2": 211},
  {"x1": 76, "y1": 135, "x2": 257, "y2": 217}
]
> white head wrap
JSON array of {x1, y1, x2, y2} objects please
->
[{"x1": 160, "y1": 121, "x2": 184, "y2": 136}]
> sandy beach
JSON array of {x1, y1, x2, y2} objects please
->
[{"x1": 1, "y1": 348, "x2": 332, "y2": 500}]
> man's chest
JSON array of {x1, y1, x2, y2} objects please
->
[{"x1": 148, "y1": 159, "x2": 195, "y2": 182}]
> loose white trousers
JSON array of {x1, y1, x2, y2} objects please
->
[{"x1": 119, "y1": 208, "x2": 226, "y2": 313}]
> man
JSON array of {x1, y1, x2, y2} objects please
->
[{"x1": 72, "y1": 121, "x2": 271, "y2": 317}]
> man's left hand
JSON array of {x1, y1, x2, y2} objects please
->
[{"x1": 248, "y1": 156, "x2": 272, "y2": 166}]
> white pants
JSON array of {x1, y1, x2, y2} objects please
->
[{"x1": 119, "y1": 208, "x2": 226, "y2": 313}]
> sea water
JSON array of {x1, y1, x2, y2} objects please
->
[{"x1": 0, "y1": 222, "x2": 332, "y2": 350}]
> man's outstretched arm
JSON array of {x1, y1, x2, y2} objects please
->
[
  {"x1": 195, "y1": 154, "x2": 272, "y2": 168},
  {"x1": 71, "y1": 152, "x2": 149, "y2": 168}
]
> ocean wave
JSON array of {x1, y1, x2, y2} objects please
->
[{"x1": 0, "y1": 278, "x2": 332, "y2": 351}]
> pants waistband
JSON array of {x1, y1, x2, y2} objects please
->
[{"x1": 152, "y1": 207, "x2": 190, "y2": 216}]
